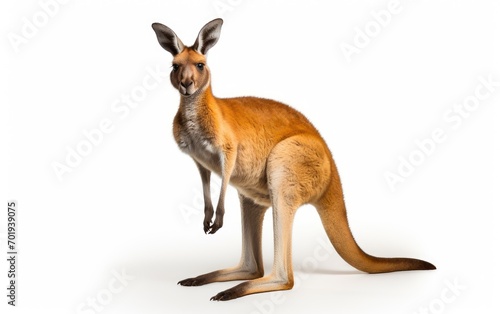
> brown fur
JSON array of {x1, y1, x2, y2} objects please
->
[{"x1": 152, "y1": 19, "x2": 435, "y2": 301}]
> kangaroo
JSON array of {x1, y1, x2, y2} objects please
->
[{"x1": 151, "y1": 18, "x2": 435, "y2": 301}]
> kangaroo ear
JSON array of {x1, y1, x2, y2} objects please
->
[
  {"x1": 152, "y1": 22, "x2": 185, "y2": 56},
  {"x1": 193, "y1": 18, "x2": 223, "y2": 55}
]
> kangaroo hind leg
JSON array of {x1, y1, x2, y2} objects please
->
[
  {"x1": 178, "y1": 194, "x2": 267, "y2": 286},
  {"x1": 211, "y1": 135, "x2": 330, "y2": 300}
]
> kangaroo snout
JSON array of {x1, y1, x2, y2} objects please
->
[{"x1": 180, "y1": 80, "x2": 194, "y2": 95}]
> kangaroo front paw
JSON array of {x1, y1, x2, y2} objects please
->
[
  {"x1": 208, "y1": 216, "x2": 223, "y2": 234},
  {"x1": 203, "y1": 218, "x2": 212, "y2": 234},
  {"x1": 203, "y1": 206, "x2": 214, "y2": 234}
]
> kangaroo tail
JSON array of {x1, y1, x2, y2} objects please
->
[{"x1": 314, "y1": 163, "x2": 436, "y2": 273}]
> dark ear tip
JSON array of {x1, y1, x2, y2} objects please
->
[{"x1": 212, "y1": 18, "x2": 223, "y2": 26}]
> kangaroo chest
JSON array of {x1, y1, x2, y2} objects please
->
[{"x1": 173, "y1": 108, "x2": 221, "y2": 173}]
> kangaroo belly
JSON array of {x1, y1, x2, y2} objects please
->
[
  {"x1": 231, "y1": 150, "x2": 271, "y2": 206},
  {"x1": 236, "y1": 188, "x2": 271, "y2": 207}
]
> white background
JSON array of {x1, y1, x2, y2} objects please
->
[{"x1": 2, "y1": 0, "x2": 499, "y2": 313}]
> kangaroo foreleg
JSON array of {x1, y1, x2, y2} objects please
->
[
  {"x1": 194, "y1": 161, "x2": 215, "y2": 234},
  {"x1": 208, "y1": 145, "x2": 236, "y2": 234}
]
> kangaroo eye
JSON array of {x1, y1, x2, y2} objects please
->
[
  {"x1": 196, "y1": 63, "x2": 205, "y2": 70},
  {"x1": 172, "y1": 64, "x2": 179, "y2": 72}
]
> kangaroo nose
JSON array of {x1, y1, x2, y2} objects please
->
[{"x1": 180, "y1": 81, "x2": 193, "y2": 88}]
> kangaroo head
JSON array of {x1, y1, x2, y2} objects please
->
[{"x1": 152, "y1": 19, "x2": 223, "y2": 97}]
